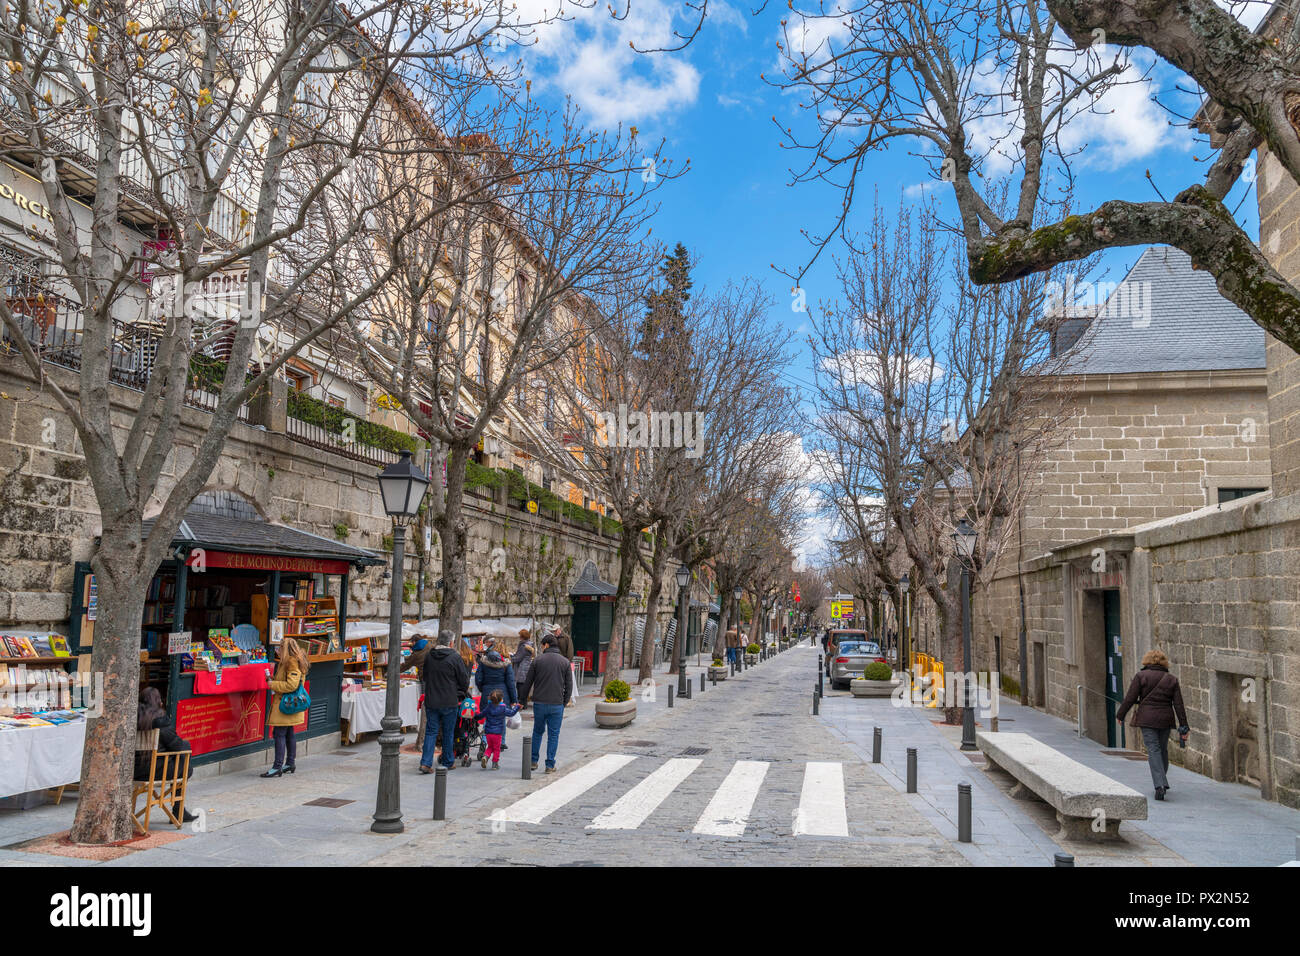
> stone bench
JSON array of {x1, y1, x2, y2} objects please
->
[{"x1": 977, "y1": 732, "x2": 1147, "y2": 842}]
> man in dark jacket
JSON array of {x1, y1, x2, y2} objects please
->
[
  {"x1": 1116, "y1": 649, "x2": 1189, "y2": 800},
  {"x1": 520, "y1": 635, "x2": 573, "y2": 773},
  {"x1": 421, "y1": 630, "x2": 470, "y2": 773}
]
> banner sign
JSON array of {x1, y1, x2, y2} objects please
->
[{"x1": 187, "y1": 550, "x2": 351, "y2": 575}]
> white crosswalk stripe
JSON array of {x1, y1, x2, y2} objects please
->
[
  {"x1": 793, "y1": 761, "x2": 849, "y2": 836},
  {"x1": 494, "y1": 753, "x2": 637, "y2": 824},
  {"x1": 587, "y1": 758, "x2": 702, "y2": 830},
  {"x1": 490, "y1": 754, "x2": 857, "y2": 838},
  {"x1": 693, "y1": 760, "x2": 770, "y2": 836}
]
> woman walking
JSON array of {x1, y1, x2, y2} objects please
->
[
  {"x1": 1116, "y1": 649, "x2": 1189, "y2": 801},
  {"x1": 262, "y1": 637, "x2": 310, "y2": 778}
]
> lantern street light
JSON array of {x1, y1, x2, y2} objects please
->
[
  {"x1": 899, "y1": 573, "x2": 910, "y2": 671},
  {"x1": 371, "y1": 450, "x2": 430, "y2": 833},
  {"x1": 676, "y1": 565, "x2": 691, "y2": 696},
  {"x1": 952, "y1": 519, "x2": 978, "y2": 751}
]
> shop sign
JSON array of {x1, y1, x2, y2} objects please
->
[
  {"x1": 175, "y1": 691, "x2": 267, "y2": 756},
  {"x1": 186, "y1": 550, "x2": 350, "y2": 575}
]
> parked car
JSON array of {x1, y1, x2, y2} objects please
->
[{"x1": 827, "y1": 636, "x2": 887, "y2": 690}]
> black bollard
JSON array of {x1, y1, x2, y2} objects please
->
[
  {"x1": 872, "y1": 726, "x2": 882, "y2": 763},
  {"x1": 668, "y1": 685, "x2": 674, "y2": 708},
  {"x1": 957, "y1": 782, "x2": 972, "y2": 843},
  {"x1": 813, "y1": 689, "x2": 820, "y2": 715},
  {"x1": 700, "y1": 673, "x2": 705, "y2": 692},
  {"x1": 522, "y1": 735, "x2": 532, "y2": 780},
  {"x1": 433, "y1": 766, "x2": 447, "y2": 820},
  {"x1": 686, "y1": 679, "x2": 692, "y2": 699},
  {"x1": 1054, "y1": 852, "x2": 1075, "y2": 867},
  {"x1": 906, "y1": 748, "x2": 917, "y2": 793}
]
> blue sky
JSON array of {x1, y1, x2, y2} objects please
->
[{"x1": 507, "y1": 1, "x2": 1264, "y2": 560}]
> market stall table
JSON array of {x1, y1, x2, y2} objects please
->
[
  {"x1": 339, "y1": 681, "x2": 421, "y2": 743},
  {"x1": 0, "y1": 719, "x2": 87, "y2": 799}
]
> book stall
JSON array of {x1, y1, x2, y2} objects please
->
[
  {"x1": 337, "y1": 621, "x2": 422, "y2": 743},
  {"x1": 0, "y1": 629, "x2": 86, "y2": 805}
]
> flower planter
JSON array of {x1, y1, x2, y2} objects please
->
[
  {"x1": 744, "y1": 654, "x2": 758, "y2": 665},
  {"x1": 708, "y1": 666, "x2": 729, "y2": 682},
  {"x1": 850, "y1": 677, "x2": 900, "y2": 698},
  {"x1": 594, "y1": 698, "x2": 637, "y2": 728}
]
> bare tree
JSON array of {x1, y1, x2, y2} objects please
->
[
  {"x1": 775, "y1": 0, "x2": 1300, "y2": 350},
  {"x1": 0, "y1": 0, "x2": 564, "y2": 843},
  {"x1": 342, "y1": 100, "x2": 666, "y2": 646},
  {"x1": 811, "y1": 199, "x2": 1071, "y2": 719}
]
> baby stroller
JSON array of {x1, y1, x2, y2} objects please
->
[{"x1": 453, "y1": 695, "x2": 485, "y2": 768}]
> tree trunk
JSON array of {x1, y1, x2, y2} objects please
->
[
  {"x1": 437, "y1": 444, "x2": 471, "y2": 642},
  {"x1": 601, "y1": 524, "x2": 640, "y2": 695},
  {"x1": 69, "y1": 525, "x2": 148, "y2": 844},
  {"x1": 637, "y1": 544, "x2": 668, "y2": 684}
]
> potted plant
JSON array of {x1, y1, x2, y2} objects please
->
[
  {"x1": 708, "y1": 656, "x2": 729, "y2": 681},
  {"x1": 744, "y1": 643, "x2": 759, "y2": 665},
  {"x1": 595, "y1": 679, "x2": 637, "y2": 728},
  {"x1": 851, "y1": 661, "x2": 900, "y2": 698}
]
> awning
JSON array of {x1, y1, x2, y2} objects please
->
[{"x1": 140, "y1": 509, "x2": 386, "y2": 572}]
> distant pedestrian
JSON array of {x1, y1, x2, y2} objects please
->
[
  {"x1": 478, "y1": 689, "x2": 521, "y2": 770},
  {"x1": 402, "y1": 637, "x2": 431, "y2": 751},
  {"x1": 521, "y1": 634, "x2": 573, "y2": 773},
  {"x1": 725, "y1": 627, "x2": 741, "y2": 665},
  {"x1": 511, "y1": 629, "x2": 535, "y2": 706},
  {"x1": 1116, "y1": 649, "x2": 1189, "y2": 801},
  {"x1": 263, "y1": 637, "x2": 310, "y2": 778},
  {"x1": 552, "y1": 627, "x2": 574, "y2": 661},
  {"x1": 421, "y1": 629, "x2": 470, "y2": 773}
]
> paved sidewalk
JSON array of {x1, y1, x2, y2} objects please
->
[
  {"x1": 0, "y1": 654, "x2": 744, "y2": 866},
  {"x1": 816, "y1": 676, "x2": 1300, "y2": 867}
]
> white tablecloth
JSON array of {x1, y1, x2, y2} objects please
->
[
  {"x1": 0, "y1": 720, "x2": 87, "y2": 798},
  {"x1": 339, "y1": 683, "x2": 421, "y2": 742}
]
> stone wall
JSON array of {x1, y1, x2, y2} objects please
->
[
  {"x1": 0, "y1": 357, "x2": 675, "y2": 635},
  {"x1": 1256, "y1": 147, "x2": 1300, "y2": 499}
]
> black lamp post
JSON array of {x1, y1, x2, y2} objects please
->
[
  {"x1": 900, "y1": 573, "x2": 910, "y2": 672},
  {"x1": 676, "y1": 565, "x2": 690, "y2": 697},
  {"x1": 372, "y1": 450, "x2": 429, "y2": 833},
  {"x1": 952, "y1": 519, "x2": 978, "y2": 751},
  {"x1": 732, "y1": 585, "x2": 742, "y2": 657}
]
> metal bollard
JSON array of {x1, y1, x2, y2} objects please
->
[
  {"x1": 813, "y1": 689, "x2": 820, "y2": 715},
  {"x1": 522, "y1": 735, "x2": 531, "y2": 779},
  {"x1": 1054, "y1": 852, "x2": 1075, "y2": 868},
  {"x1": 872, "y1": 726, "x2": 882, "y2": 763},
  {"x1": 906, "y1": 748, "x2": 917, "y2": 793},
  {"x1": 700, "y1": 673, "x2": 706, "y2": 692},
  {"x1": 686, "y1": 679, "x2": 692, "y2": 699},
  {"x1": 668, "y1": 685, "x2": 674, "y2": 708},
  {"x1": 433, "y1": 766, "x2": 447, "y2": 820},
  {"x1": 957, "y1": 782, "x2": 972, "y2": 843}
]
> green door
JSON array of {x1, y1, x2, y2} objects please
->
[{"x1": 1103, "y1": 590, "x2": 1124, "y2": 748}]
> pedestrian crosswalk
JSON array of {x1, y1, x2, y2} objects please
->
[{"x1": 490, "y1": 754, "x2": 862, "y2": 838}]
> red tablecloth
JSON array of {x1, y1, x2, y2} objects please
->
[{"x1": 192, "y1": 662, "x2": 272, "y2": 695}]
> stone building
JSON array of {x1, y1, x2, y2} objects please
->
[{"x1": 961, "y1": 235, "x2": 1300, "y2": 808}]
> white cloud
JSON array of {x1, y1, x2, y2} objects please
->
[{"x1": 507, "y1": 0, "x2": 701, "y2": 129}]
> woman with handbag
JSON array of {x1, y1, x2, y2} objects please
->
[
  {"x1": 262, "y1": 637, "x2": 311, "y2": 779},
  {"x1": 1115, "y1": 648, "x2": 1190, "y2": 801}
]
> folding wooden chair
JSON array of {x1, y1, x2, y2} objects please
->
[{"x1": 132, "y1": 729, "x2": 192, "y2": 834}]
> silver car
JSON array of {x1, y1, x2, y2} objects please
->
[{"x1": 827, "y1": 637, "x2": 886, "y2": 690}]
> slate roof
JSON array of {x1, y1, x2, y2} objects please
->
[
  {"x1": 141, "y1": 509, "x2": 386, "y2": 566},
  {"x1": 569, "y1": 559, "x2": 617, "y2": 597},
  {"x1": 1060, "y1": 246, "x2": 1265, "y2": 375}
]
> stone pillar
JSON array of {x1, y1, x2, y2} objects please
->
[{"x1": 247, "y1": 375, "x2": 287, "y2": 433}]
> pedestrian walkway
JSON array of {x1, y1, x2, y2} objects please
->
[{"x1": 816, "y1": 685, "x2": 1300, "y2": 866}]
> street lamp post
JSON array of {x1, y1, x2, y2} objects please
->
[
  {"x1": 952, "y1": 519, "x2": 978, "y2": 752},
  {"x1": 732, "y1": 585, "x2": 742, "y2": 659},
  {"x1": 900, "y1": 573, "x2": 910, "y2": 673},
  {"x1": 676, "y1": 565, "x2": 690, "y2": 698},
  {"x1": 372, "y1": 450, "x2": 430, "y2": 833}
]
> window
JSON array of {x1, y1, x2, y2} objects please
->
[
  {"x1": 286, "y1": 368, "x2": 310, "y2": 391},
  {"x1": 1218, "y1": 487, "x2": 1267, "y2": 504}
]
